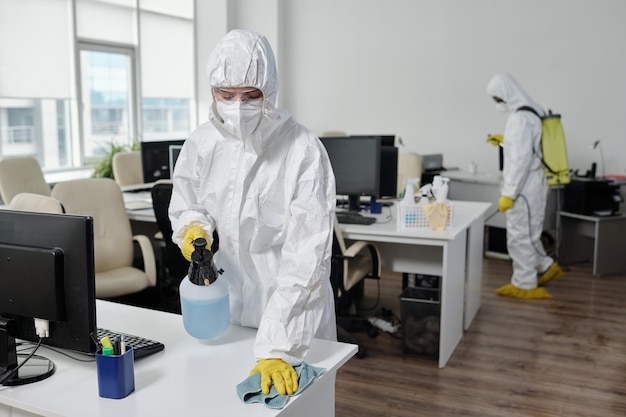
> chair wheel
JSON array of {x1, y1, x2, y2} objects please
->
[{"x1": 367, "y1": 325, "x2": 379, "y2": 338}]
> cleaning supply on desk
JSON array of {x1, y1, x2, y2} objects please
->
[
  {"x1": 418, "y1": 183, "x2": 432, "y2": 205},
  {"x1": 422, "y1": 176, "x2": 450, "y2": 230},
  {"x1": 236, "y1": 363, "x2": 324, "y2": 409},
  {"x1": 179, "y1": 238, "x2": 229, "y2": 340},
  {"x1": 431, "y1": 175, "x2": 450, "y2": 203}
]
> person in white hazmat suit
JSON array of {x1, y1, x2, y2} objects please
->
[
  {"x1": 486, "y1": 73, "x2": 564, "y2": 299},
  {"x1": 169, "y1": 29, "x2": 337, "y2": 395}
]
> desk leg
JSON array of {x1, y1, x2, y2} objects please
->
[
  {"x1": 464, "y1": 218, "x2": 485, "y2": 330},
  {"x1": 439, "y1": 230, "x2": 466, "y2": 368}
]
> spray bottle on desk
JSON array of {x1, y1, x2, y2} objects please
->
[
  {"x1": 399, "y1": 178, "x2": 419, "y2": 206},
  {"x1": 397, "y1": 178, "x2": 419, "y2": 227},
  {"x1": 431, "y1": 175, "x2": 450, "y2": 203},
  {"x1": 179, "y1": 238, "x2": 229, "y2": 340},
  {"x1": 418, "y1": 184, "x2": 432, "y2": 205}
]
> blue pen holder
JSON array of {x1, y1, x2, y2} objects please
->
[{"x1": 96, "y1": 346, "x2": 135, "y2": 399}]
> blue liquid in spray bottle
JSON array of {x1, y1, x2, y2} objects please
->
[{"x1": 179, "y1": 237, "x2": 229, "y2": 340}]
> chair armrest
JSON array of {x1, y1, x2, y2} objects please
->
[
  {"x1": 133, "y1": 234, "x2": 157, "y2": 287},
  {"x1": 344, "y1": 241, "x2": 382, "y2": 278},
  {"x1": 344, "y1": 240, "x2": 374, "y2": 257}
]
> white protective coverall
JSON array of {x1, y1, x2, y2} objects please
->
[
  {"x1": 487, "y1": 73, "x2": 554, "y2": 290},
  {"x1": 169, "y1": 29, "x2": 337, "y2": 365}
]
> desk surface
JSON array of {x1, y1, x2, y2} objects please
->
[
  {"x1": 340, "y1": 200, "x2": 493, "y2": 242},
  {"x1": 0, "y1": 301, "x2": 356, "y2": 417}
]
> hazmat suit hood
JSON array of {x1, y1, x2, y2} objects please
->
[
  {"x1": 206, "y1": 29, "x2": 281, "y2": 141},
  {"x1": 487, "y1": 73, "x2": 543, "y2": 115}
]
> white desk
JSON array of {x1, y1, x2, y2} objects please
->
[
  {"x1": 124, "y1": 191, "x2": 156, "y2": 223},
  {"x1": 340, "y1": 200, "x2": 491, "y2": 368},
  {"x1": 0, "y1": 301, "x2": 356, "y2": 417}
]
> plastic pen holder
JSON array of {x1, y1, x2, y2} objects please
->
[{"x1": 96, "y1": 346, "x2": 135, "y2": 399}]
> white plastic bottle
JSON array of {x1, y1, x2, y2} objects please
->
[
  {"x1": 179, "y1": 238, "x2": 230, "y2": 340},
  {"x1": 431, "y1": 175, "x2": 449, "y2": 203}
]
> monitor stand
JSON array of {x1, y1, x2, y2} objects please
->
[
  {"x1": 0, "y1": 318, "x2": 56, "y2": 386},
  {"x1": 347, "y1": 195, "x2": 362, "y2": 212}
]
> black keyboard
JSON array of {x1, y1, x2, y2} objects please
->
[
  {"x1": 336, "y1": 212, "x2": 377, "y2": 225},
  {"x1": 97, "y1": 328, "x2": 165, "y2": 360}
]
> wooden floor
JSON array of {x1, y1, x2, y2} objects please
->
[{"x1": 335, "y1": 257, "x2": 626, "y2": 417}]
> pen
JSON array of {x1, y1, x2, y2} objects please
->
[
  {"x1": 120, "y1": 334, "x2": 126, "y2": 354},
  {"x1": 113, "y1": 336, "x2": 121, "y2": 355}
]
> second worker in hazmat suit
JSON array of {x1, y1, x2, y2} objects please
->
[
  {"x1": 486, "y1": 73, "x2": 564, "y2": 299},
  {"x1": 169, "y1": 29, "x2": 337, "y2": 395}
]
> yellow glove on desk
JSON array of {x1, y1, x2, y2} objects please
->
[
  {"x1": 498, "y1": 196, "x2": 514, "y2": 212},
  {"x1": 182, "y1": 225, "x2": 209, "y2": 261},
  {"x1": 249, "y1": 358, "x2": 299, "y2": 395},
  {"x1": 486, "y1": 134, "x2": 504, "y2": 146}
]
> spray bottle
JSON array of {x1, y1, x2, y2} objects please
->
[
  {"x1": 431, "y1": 175, "x2": 450, "y2": 203},
  {"x1": 399, "y1": 178, "x2": 419, "y2": 206},
  {"x1": 179, "y1": 238, "x2": 229, "y2": 340},
  {"x1": 418, "y1": 183, "x2": 432, "y2": 205}
]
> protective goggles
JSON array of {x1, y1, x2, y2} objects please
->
[{"x1": 213, "y1": 87, "x2": 263, "y2": 102}]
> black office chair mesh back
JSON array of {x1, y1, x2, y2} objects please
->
[{"x1": 151, "y1": 183, "x2": 189, "y2": 281}]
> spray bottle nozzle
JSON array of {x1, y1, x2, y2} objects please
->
[{"x1": 188, "y1": 238, "x2": 221, "y2": 286}]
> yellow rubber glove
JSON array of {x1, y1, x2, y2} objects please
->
[
  {"x1": 486, "y1": 134, "x2": 504, "y2": 146},
  {"x1": 498, "y1": 196, "x2": 514, "y2": 212},
  {"x1": 249, "y1": 359, "x2": 299, "y2": 395},
  {"x1": 181, "y1": 225, "x2": 209, "y2": 261}
]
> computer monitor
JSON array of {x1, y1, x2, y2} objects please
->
[
  {"x1": 169, "y1": 144, "x2": 183, "y2": 179},
  {"x1": 0, "y1": 210, "x2": 96, "y2": 386},
  {"x1": 141, "y1": 139, "x2": 185, "y2": 183},
  {"x1": 320, "y1": 136, "x2": 381, "y2": 211},
  {"x1": 352, "y1": 134, "x2": 395, "y2": 147},
  {"x1": 349, "y1": 136, "x2": 398, "y2": 199}
]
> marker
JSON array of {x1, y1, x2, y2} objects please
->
[
  {"x1": 102, "y1": 346, "x2": 114, "y2": 356},
  {"x1": 100, "y1": 336, "x2": 113, "y2": 350}
]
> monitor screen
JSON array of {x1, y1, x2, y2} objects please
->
[
  {"x1": 349, "y1": 136, "x2": 398, "y2": 199},
  {"x1": 379, "y1": 146, "x2": 399, "y2": 198},
  {"x1": 141, "y1": 139, "x2": 185, "y2": 183},
  {"x1": 0, "y1": 210, "x2": 96, "y2": 385},
  {"x1": 320, "y1": 136, "x2": 381, "y2": 211},
  {"x1": 169, "y1": 144, "x2": 183, "y2": 179}
]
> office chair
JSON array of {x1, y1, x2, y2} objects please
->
[
  {"x1": 8, "y1": 192, "x2": 64, "y2": 214},
  {"x1": 51, "y1": 178, "x2": 157, "y2": 299},
  {"x1": 0, "y1": 156, "x2": 51, "y2": 205},
  {"x1": 112, "y1": 151, "x2": 144, "y2": 187},
  {"x1": 397, "y1": 152, "x2": 423, "y2": 197},
  {"x1": 151, "y1": 181, "x2": 189, "y2": 286},
  {"x1": 331, "y1": 215, "x2": 381, "y2": 358}
]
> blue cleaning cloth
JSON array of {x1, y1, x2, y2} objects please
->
[{"x1": 236, "y1": 363, "x2": 325, "y2": 409}]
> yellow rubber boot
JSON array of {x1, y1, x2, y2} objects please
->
[
  {"x1": 537, "y1": 262, "x2": 565, "y2": 286},
  {"x1": 495, "y1": 283, "x2": 553, "y2": 299}
]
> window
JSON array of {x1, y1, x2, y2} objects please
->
[
  {"x1": 0, "y1": 0, "x2": 195, "y2": 175},
  {"x1": 79, "y1": 46, "x2": 136, "y2": 161}
]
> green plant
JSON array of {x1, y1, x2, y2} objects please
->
[{"x1": 91, "y1": 140, "x2": 140, "y2": 179}]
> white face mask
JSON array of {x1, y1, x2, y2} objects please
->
[
  {"x1": 216, "y1": 101, "x2": 263, "y2": 139},
  {"x1": 495, "y1": 102, "x2": 508, "y2": 113}
]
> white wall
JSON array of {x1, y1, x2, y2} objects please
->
[{"x1": 198, "y1": 0, "x2": 626, "y2": 177}]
